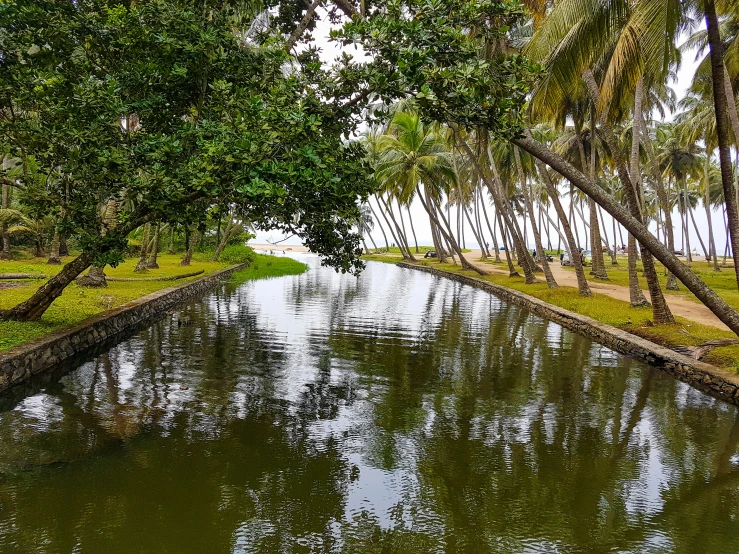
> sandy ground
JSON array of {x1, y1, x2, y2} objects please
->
[{"x1": 463, "y1": 249, "x2": 730, "y2": 331}]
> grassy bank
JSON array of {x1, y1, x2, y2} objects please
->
[
  {"x1": 230, "y1": 254, "x2": 308, "y2": 283},
  {"x1": 0, "y1": 252, "x2": 306, "y2": 352},
  {"x1": 482, "y1": 255, "x2": 739, "y2": 310},
  {"x1": 364, "y1": 253, "x2": 739, "y2": 371}
]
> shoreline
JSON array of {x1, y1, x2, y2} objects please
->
[
  {"x1": 0, "y1": 264, "x2": 246, "y2": 394},
  {"x1": 397, "y1": 261, "x2": 739, "y2": 406}
]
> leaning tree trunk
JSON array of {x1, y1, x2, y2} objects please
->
[
  {"x1": 463, "y1": 206, "x2": 487, "y2": 261},
  {"x1": 375, "y1": 196, "x2": 403, "y2": 255},
  {"x1": 134, "y1": 222, "x2": 151, "y2": 272},
  {"x1": 512, "y1": 137, "x2": 739, "y2": 331},
  {"x1": 583, "y1": 69, "x2": 673, "y2": 323},
  {"x1": 705, "y1": 0, "x2": 739, "y2": 289},
  {"x1": 483, "y1": 141, "x2": 538, "y2": 281},
  {"x1": 531, "y1": 149, "x2": 591, "y2": 296},
  {"x1": 406, "y1": 207, "x2": 419, "y2": 253},
  {"x1": 0, "y1": 252, "x2": 94, "y2": 321},
  {"x1": 516, "y1": 146, "x2": 557, "y2": 288},
  {"x1": 480, "y1": 197, "x2": 502, "y2": 263},
  {"x1": 369, "y1": 200, "x2": 389, "y2": 251},
  {"x1": 180, "y1": 230, "x2": 200, "y2": 266},
  {"x1": 212, "y1": 213, "x2": 236, "y2": 261},
  {"x1": 147, "y1": 222, "x2": 161, "y2": 269},
  {"x1": 627, "y1": 233, "x2": 650, "y2": 307}
]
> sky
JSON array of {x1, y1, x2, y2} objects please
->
[{"x1": 251, "y1": 13, "x2": 728, "y2": 259}]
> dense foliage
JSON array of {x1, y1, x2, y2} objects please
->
[{"x1": 1, "y1": 0, "x2": 372, "y2": 274}]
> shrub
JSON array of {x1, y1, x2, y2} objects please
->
[{"x1": 219, "y1": 244, "x2": 256, "y2": 265}]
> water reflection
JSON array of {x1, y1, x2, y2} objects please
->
[{"x1": 0, "y1": 255, "x2": 737, "y2": 553}]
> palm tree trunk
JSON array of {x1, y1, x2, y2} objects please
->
[
  {"x1": 641, "y1": 115, "x2": 678, "y2": 287},
  {"x1": 406, "y1": 207, "x2": 419, "y2": 253},
  {"x1": 47, "y1": 227, "x2": 61, "y2": 265},
  {"x1": 474, "y1": 136, "x2": 537, "y2": 282},
  {"x1": 134, "y1": 222, "x2": 151, "y2": 272},
  {"x1": 582, "y1": 69, "x2": 672, "y2": 322},
  {"x1": 515, "y1": 137, "x2": 723, "y2": 329},
  {"x1": 463, "y1": 206, "x2": 487, "y2": 260},
  {"x1": 369, "y1": 200, "x2": 389, "y2": 251},
  {"x1": 683, "y1": 182, "x2": 693, "y2": 263},
  {"x1": 533, "y1": 152, "x2": 590, "y2": 296},
  {"x1": 374, "y1": 196, "x2": 403, "y2": 255},
  {"x1": 1, "y1": 181, "x2": 10, "y2": 260},
  {"x1": 475, "y1": 138, "x2": 536, "y2": 280},
  {"x1": 481, "y1": 199, "x2": 502, "y2": 263},
  {"x1": 689, "y1": 202, "x2": 708, "y2": 262},
  {"x1": 516, "y1": 146, "x2": 557, "y2": 288},
  {"x1": 180, "y1": 230, "x2": 200, "y2": 266},
  {"x1": 418, "y1": 186, "x2": 483, "y2": 274},
  {"x1": 705, "y1": 0, "x2": 739, "y2": 289},
  {"x1": 587, "y1": 110, "x2": 608, "y2": 279},
  {"x1": 381, "y1": 195, "x2": 415, "y2": 260},
  {"x1": 705, "y1": 157, "x2": 721, "y2": 271},
  {"x1": 147, "y1": 222, "x2": 161, "y2": 269},
  {"x1": 168, "y1": 225, "x2": 175, "y2": 254}
]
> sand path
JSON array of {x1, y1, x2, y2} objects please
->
[{"x1": 462, "y1": 249, "x2": 729, "y2": 331}]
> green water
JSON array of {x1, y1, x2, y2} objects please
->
[{"x1": 0, "y1": 257, "x2": 738, "y2": 553}]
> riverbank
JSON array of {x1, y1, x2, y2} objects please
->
[
  {"x1": 0, "y1": 253, "x2": 307, "y2": 352},
  {"x1": 363, "y1": 252, "x2": 739, "y2": 371},
  {"x1": 0, "y1": 253, "x2": 308, "y2": 393}
]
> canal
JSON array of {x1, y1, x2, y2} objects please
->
[{"x1": 0, "y1": 256, "x2": 737, "y2": 553}]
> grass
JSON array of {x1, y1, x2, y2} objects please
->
[
  {"x1": 489, "y1": 254, "x2": 739, "y2": 311},
  {"x1": 0, "y1": 252, "x2": 306, "y2": 352},
  {"x1": 230, "y1": 254, "x2": 308, "y2": 283},
  {"x1": 363, "y1": 251, "x2": 739, "y2": 371}
]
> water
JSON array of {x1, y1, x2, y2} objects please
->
[{"x1": 0, "y1": 256, "x2": 738, "y2": 553}]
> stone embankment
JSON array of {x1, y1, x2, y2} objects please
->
[
  {"x1": 0, "y1": 264, "x2": 245, "y2": 393},
  {"x1": 398, "y1": 262, "x2": 739, "y2": 406}
]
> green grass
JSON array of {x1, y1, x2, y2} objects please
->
[
  {"x1": 522, "y1": 255, "x2": 739, "y2": 310},
  {"x1": 0, "y1": 252, "x2": 306, "y2": 352},
  {"x1": 230, "y1": 254, "x2": 307, "y2": 282},
  {"x1": 364, "y1": 254, "x2": 739, "y2": 371}
]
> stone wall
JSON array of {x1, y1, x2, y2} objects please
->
[
  {"x1": 0, "y1": 264, "x2": 245, "y2": 393},
  {"x1": 398, "y1": 262, "x2": 739, "y2": 406}
]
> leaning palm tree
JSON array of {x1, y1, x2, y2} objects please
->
[
  {"x1": 357, "y1": 203, "x2": 377, "y2": 252},
  {"x1": 374, "y1": 111, "x2": 485, "y2": 274}
]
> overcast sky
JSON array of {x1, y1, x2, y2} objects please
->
[{"x1": 252, "y1": 14, "x2": 727, "y2": 259}]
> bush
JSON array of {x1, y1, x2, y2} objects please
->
[{"x1": 219, "y1": 244, "x2": 256, "y2": 265}]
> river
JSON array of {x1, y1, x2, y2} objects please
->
[{"x1": 0, "y1": 256, "x2": 737, "y2": 553}]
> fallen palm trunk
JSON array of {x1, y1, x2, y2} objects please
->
[
  {"x1": 0, "y1": 273, "x2": 47, "y2": 280},
  {"x1": 105, "y1": 270, "x2": 204, "y2": 282}
]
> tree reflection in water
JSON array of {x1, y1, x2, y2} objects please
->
[{"x1": 0, "y1": 255, "x2": 737, "y2": 553}]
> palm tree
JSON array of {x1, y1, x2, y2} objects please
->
[
  {"x1": 357, "y1": 203, "x2": 377, "y2": 252},
  {"x1": 374, "y1": 111, "x2": 484, "y2": 274}
]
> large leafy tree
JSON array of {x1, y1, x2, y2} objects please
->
[{"x1": 0, "y1": 0, "x2": 373, "y2": 320}]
